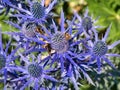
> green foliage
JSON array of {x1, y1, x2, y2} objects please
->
[{"x1": 86, "y1": 0, "x2": 120, "y2": 42}]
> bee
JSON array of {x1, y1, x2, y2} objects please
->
[
  {"x1": 42, "y1": 43, "x2": 53, "y2": 55},
  {"x1": 64, "y1": 32, "x2": 71, "y2": 40},
  {"x1": 35, "y1": 26, "x2": 45, "y2": 35},
  {"x1": 36, "y1": 26, "x2": 72, "y2": 55}
]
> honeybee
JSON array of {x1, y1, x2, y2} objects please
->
[
  {"x1": 35, "y1": 26, "x2": 45, "y2": 35},
  {"x1": 42, "y1": 43, "x2": 53, "y2": 55},
  {"x1": 36, "y1": 26, "x2": 71, "y2": 55},
  {"x1": 64, "y1": 32, "x2": 71, "y2": 40}
]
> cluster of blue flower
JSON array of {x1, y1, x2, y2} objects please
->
[{"x1": 0, "y1": 0, "x2": 120, "y2": 90}]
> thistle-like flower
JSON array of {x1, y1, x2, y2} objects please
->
[
  {"x1": 21, "y1": 21, "x2": 37, "y2": 37},
  {"x1": 8, "y1": 0, "x2": 57, "y2": 23},
  {"x1": 74, "y1": 9, "x2": 100, "y2": 39},
  {"x1": 88, "y1": 24, "x2": 120, "y2": 72},
  {"x1": 34, "y1": 10, "x2": 95, "y2": 87},
  {"x1": 9, "y1": 53, "x2": 58, "y2": 90},
  {"x1": 31, "y1": 2, "x2": 46, "y2": 19}
]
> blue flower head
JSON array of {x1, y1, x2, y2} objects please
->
[
  {"x1": 50, "y1": 31, "x2": 69, "y2": 54},
  {"x1": 27, "y1": 63, "x2": 43, "y2": 78},
  {"x1": 92, "y1": 40, "x2": 108, "y2": 57},
  {"x1": 74, "y1": 9, "x2": 100, "y2": 38},
  {"x1": 8, "y1": 0, "x2": 57, "y2": 23},
  {"x1": 21, "y1": 21, "x2": 37, "y2": 37},
  {"x1": 88, "y1": 24, "x2": 120, "y2": 72},
  {"x1": 35, "y1": 10, "x2": 95, "y2": 87},
  {"x1": 31, "y1": 2, "x2": 46, "y2": 19},
  {"x1": 82, "y1": 16, "x2": 92, "y2": 31},
  {"x1": 10, "y1": 53, "x2": 58, "y2": 90}
]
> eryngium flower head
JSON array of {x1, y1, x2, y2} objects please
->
[
  {"x1": 51, "y1": 32, "x2": 69, "y2": 53},
  {"x1": 28, "y1": 63, "x2": 43, "y2": 78},
  {"x1": 22, "y1": 21, "x2": 36, "y2": 37},
  {"x1": 82, "y1": 16, "x2": 92, "y2": 30},
  {"x1": 37, "y1": 11, "x2": 95, "y2": 87},
  {"x1": 8, "y1": 0, "x2": 57, "y2": 23},
  {"x1": 93, "y1": 40, "x2": 108, "y2": 57},
  {"x1": 10, "y1": 53, "x2": 58, "y2": 90},
  {"x1": 74, "y1": 9, "x2": 99, "y2": 38},
  {"x1": 31, "y1": 2, "x2": 45, "y2": 19},
  {"x1": 88, "y1": 24, "x2": 120, "y2": 72},
  {"x1": 0, "y1": 54, "x2": 6, "y2": 70}
]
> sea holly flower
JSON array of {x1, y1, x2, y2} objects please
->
[
  {"x1": 5, "y1": 20, "x2": 40, "y2": 39},
  {"x1": 8, "y1": 0, "x2": 57, "y2": 23},
  {"x1": 21, "y1": 21, "x2": 37, "y2": 38},
  {"x1": 38, "y1": 10, "x2": 80, "y2": 70},
  {"x1": 9, "y1": 53, "x2": 58, "y2": 90},
  {"x1": 74, "y1": 9, "x2": 100, "y2": 39},
  {"x1": 4, "y1": 20, "x2": 48, "y2": 57},
  {"x1": 0, "y1": 29, "x2": 21, "y2": 88},
  {"x1": 35, "y1": 10, "x2": 95, "y2": 86},
  {"x1": 88, "y1": 24, "x2": 120, "y2": 72}
]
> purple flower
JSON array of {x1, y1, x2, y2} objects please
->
[
  {"x1": 9, "y1": 53, "x2": 58, "y2": 90},
  {"x1": 36, "y1": 10, "x2": 95, "y2": 86},
  {"x1": 21, "y1": 21, "x2": 37, "y2": 37},
  {"x1": 88, "y1": 24, "x2": 120, "y2": 72},
  {"x1": 8, "y1": 0, "x2": 57, "y2": 23},
  {"x1": 74, "y1": 9, "x2": 100, "y2": 39}
]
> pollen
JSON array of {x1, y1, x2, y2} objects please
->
[
  {"x1": 93, "y1": 40, "x2": 108, "y2": 57},
  {"x1": 51, "y1": 32, "x2": 69, "y2": 54},
  {"x1": 0, "y1": 54, "x2": 6, "y2": 70},
  {"x1": 31, "y1": 2, "x2": 45, "y2": 19},
  {"x1": 28, "y1": 63, "x2": 43, "y2": 78},
  {"x1": 82, "y1": 17, "x2": 92, "y2": 30},
  {"x1": 22, "y1": 21, "x2": 37, "y2": 37}
]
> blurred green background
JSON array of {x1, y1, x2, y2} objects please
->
[{"x1": 0, "y1": 0, "x2": 120, "y2": 90}]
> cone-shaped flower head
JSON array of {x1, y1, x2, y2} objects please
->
[
  {"x1": 7, "y1": 0, "x2": 57, "y2": 23},
  {"x1": 22, "y1": 21, "x2": 37, "y2": 37},
  {"x1": 28, "y1": 63, "x2": 43, "y2": 78},
  {"x1": 82, "y1": 16, "x2": 92, "y2": 31},
  {"x1": 92, "y1": 40, "x2": 108, "y2": 57},
  {"x1": 31, "y1": 2, "x2": 45, "y2": 19},
  {"x1": 51, "y1": 32, "x2": 69, "y2": 54}
]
